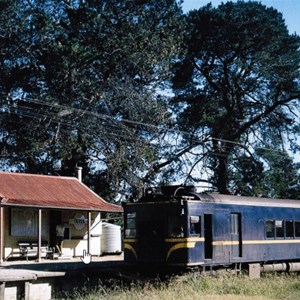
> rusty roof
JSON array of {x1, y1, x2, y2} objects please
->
[{"x1": 0, "y1": 172, "x2": 123, "y2": 212}]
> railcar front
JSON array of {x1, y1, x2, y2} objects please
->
[{"x1": 123, "y1": 187, "x2": 204, "y2": 267}]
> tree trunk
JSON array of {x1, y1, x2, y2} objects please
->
[
  {"x1": 216, "y1": 157, "x2": 230, "y2": 194},
  {"x1": 212, "y1": 139, "x2": 232, "y2": 194}
]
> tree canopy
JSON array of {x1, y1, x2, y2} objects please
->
[
  {"x1": 0, "y1": 0, "x2": 299, "y2": 200},
  {"x1": 0, "y1": 0, "x2": 183, "y2": 200},
  {"x1": 170, "y1": 1, "x2": 300, "y2": 195}
]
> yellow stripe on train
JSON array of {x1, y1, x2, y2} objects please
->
[
  {"x1": 213, "y1": 239, "x2": 300, "y2": 246},
  {"x1": 165, "y1": 238, "x2": 300, "y2": 246},
  {"x1": 165, "y1": 237, "x2": 204, "y2": 243},
  {"x1": 124, "y1": 238, "x2": 138, "y2": 243},
  {"x1": 124, "y1": 243, "x2": 138, "y2": 259},
  {"x1": 166, "y1": 242, "x2": 196, "y2": 260},
  {"x1": 125, "y1": 238, "x2": 300, "y2": 261},
  {"x1": 165, "y1": 237, "x2": 204, "y2": 260}
]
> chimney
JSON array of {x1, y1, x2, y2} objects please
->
[{"x1": 76, "y1": 166, "x2": 82, "y2": 182}]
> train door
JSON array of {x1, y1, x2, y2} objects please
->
[
  {"x1": 230, "y1": 213, "x2": 242, "y2": 259},
  {"x1": 213, "y1": 209, "x2": 231, "y2": 263},
  {"x1": 138, "y1": 216, "x2": 165, "y2": 261},
  {"x1": 204, "y1": 214, "x2": 213, "y2": 259}
]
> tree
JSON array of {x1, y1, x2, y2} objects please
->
[
  {"x1": 229, "y1": 149, "x2": 300, "y2": 199},
  {"x1": 0, "y1": 0, "x2": 184, "y2": 200},
  {"x1": 169, "y1": 1, "x2": 300, "y2": 194}
]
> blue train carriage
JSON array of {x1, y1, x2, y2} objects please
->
[{"x1": 123, "y1": 186, "x2": 300, "y2": 269}]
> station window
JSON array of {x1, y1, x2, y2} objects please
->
[
  {"x1": 275, "y1": 220, "x2": 284, "y2": 238},
  {"x1": 11, "y1": 208, "x2": 48, "y2": 237},
  {"x1": 168, "y1": 216, "x2": 184, "y2": 237},
  {"x1": 265, "y1": 220, "x2": 275, "y2": 238},
  {"x1": 190, "y1": 216, "x2": 201, "y2": 235},
  {"x1": 295, "y1": 221, "x2": 300, "y2": 238},
  {"x1": 285, "y1": 221, "x2": 294, "y2": 238},
  {"x1": 125, "y1": 212, "x2": 136, "y2": 238}
]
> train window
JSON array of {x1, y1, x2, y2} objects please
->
[
  {"x1": 275, "y1": 220, "x2": 284, "y2": 238},
  {"x1": 125, "y1": 212, "x2": 136, "y2": 238},
  {"x1": 285, "y1": 221, "x2": 294, "y2": 238},
  {"x1": 190, "y1": 216, "x2": 201, "y2": 235},
  {"x1": 295, "y1": 221, "x2": 300, "y2": 238},
  {"x1": 265, "y1": 220, "x2": 275, "y2": 238},
  {"x1": 230, "y1": 213, "x2": 239, "y2": 235},
  {"x1": 168, "y1": 216, "x2": 184, "y2": 237}
]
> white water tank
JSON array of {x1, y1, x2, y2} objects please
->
[{"x1": 101, "y1": 222, "x2": 122, "y2": 254}]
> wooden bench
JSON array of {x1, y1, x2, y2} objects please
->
[{"x1": 17, "y1": 241, "x2": 51, "y2": 260}]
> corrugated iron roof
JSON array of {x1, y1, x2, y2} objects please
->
[{"x1": 0, "y1": 172, "x2": 123, "y2": 212}]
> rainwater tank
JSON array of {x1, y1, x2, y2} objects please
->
[{"x1": 101, "y1": 222, "x2": 122, "y2": 254}]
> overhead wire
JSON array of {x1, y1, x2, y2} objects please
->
[
  {"x1": 0, "y1": 94, "x2": 295, "y2": 193},
  {"x1": 0, "y1": 91, "x2": 294, "y2": 158},
  {"x1": 1, "y1": 96, "x2": 205, "y2": 155},
  {"x1": 5, "y1": 109, "x2": 148, "y2": 146},
  {"x1": 0, "y1": 92, "x2": 204, "y2": 141}
]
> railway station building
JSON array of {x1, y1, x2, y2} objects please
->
[{"x1": 0, "y1": 171, "x2": 123, "y2": 263}]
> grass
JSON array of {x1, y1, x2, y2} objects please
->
[{"x1": 57, "y1": 271, "x2": 300, "y2": 300}]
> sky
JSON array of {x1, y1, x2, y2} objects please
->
[{"x1": 182, "y1": 0, "x2": 300, "y2": 35}]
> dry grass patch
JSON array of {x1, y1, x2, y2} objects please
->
[{"x1": 58, "y1": 271, "x2": 300, "y2": 300}]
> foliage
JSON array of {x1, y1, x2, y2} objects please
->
[
  {"x1": 170, "y1": 1, "x2": 300, "y2": 195},
  {"x1": 0, "y1": 0, "x2": 184, "y2": 200},
  {"x1": 1, "y1": 0, "x2": 299, "y2": 199}
]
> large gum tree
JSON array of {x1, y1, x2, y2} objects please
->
[
  {"x1": 169, "y1": 1, "x2": 300, "y2": 194},
  {"x1": 0, "y1": 0, "x2": 184, "y2": 200}
]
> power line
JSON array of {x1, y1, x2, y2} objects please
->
[
  {"x1": 0, "y1": 92, "x2": 296, "y2": 158},
  {"x1": 0, "y1": 92, "x2": 203, "y2": 140}
]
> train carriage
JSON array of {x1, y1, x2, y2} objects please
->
[{"x1": 123, "y1": 186, "x2": 300, "y2": 269}]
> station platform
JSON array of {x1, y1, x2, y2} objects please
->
[{"x1": 0, "y1": 254, "x2": 124, "y2": 300}]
